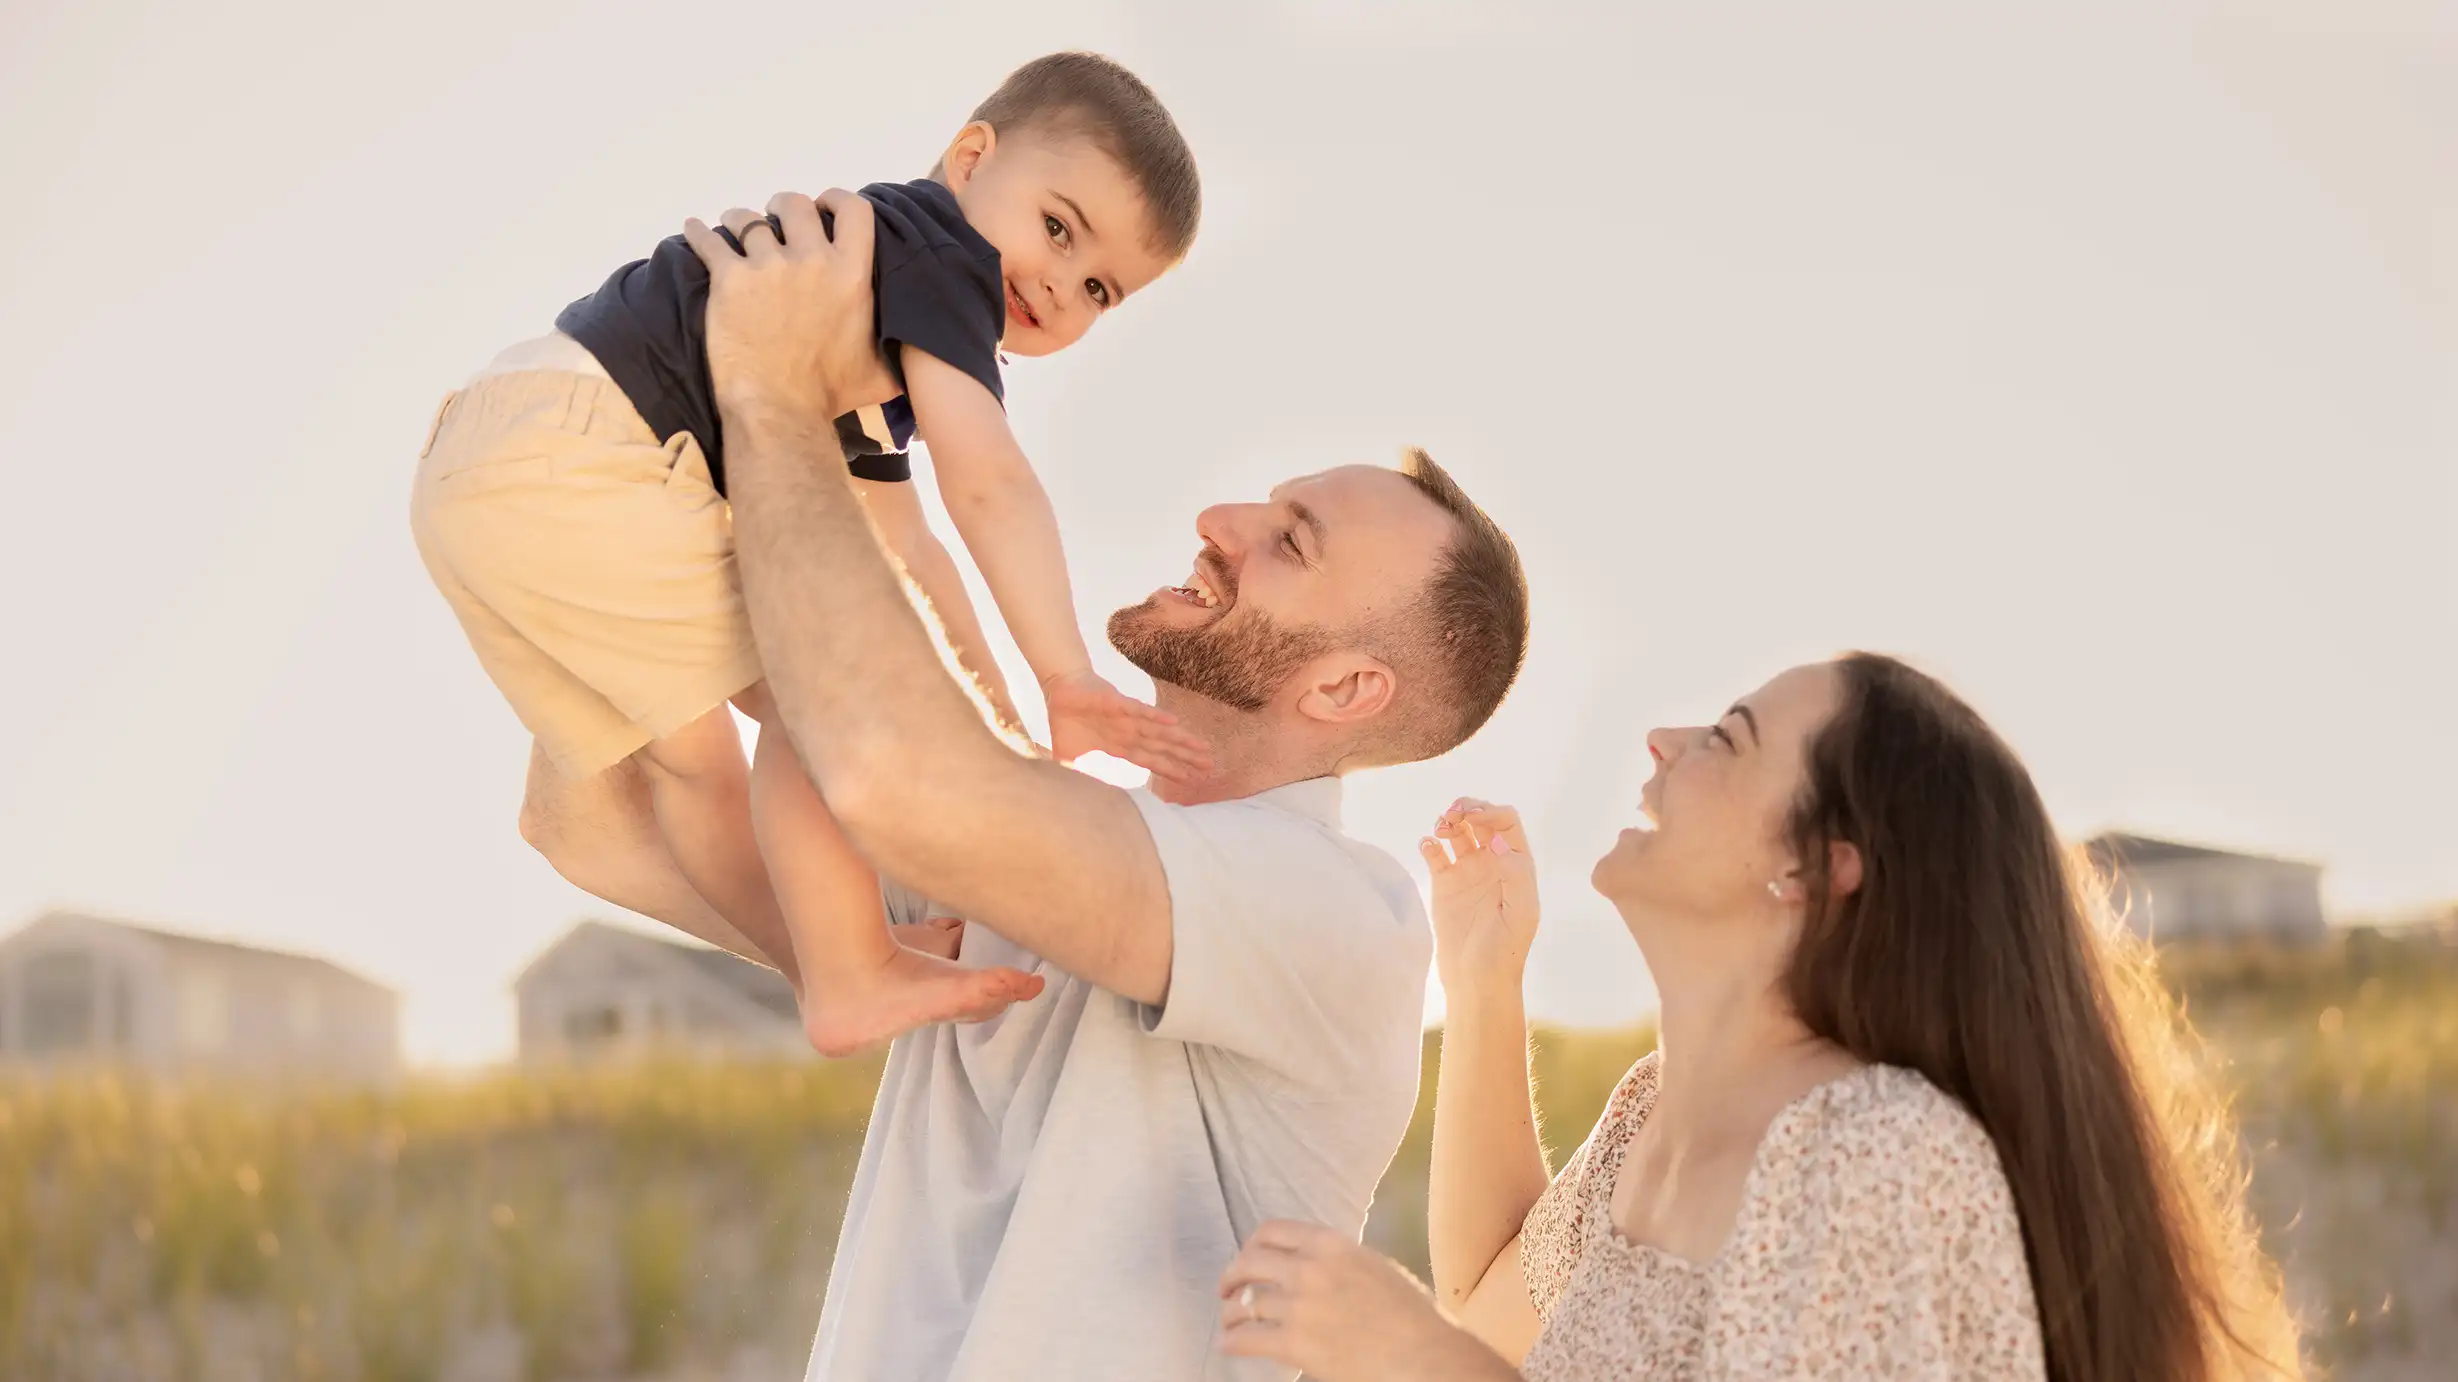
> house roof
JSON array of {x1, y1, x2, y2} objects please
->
[
  {"x1": 520, "y1": 920, "x2": 797, "y2": 1022},
  {"x1": 22, "y1": 911, "x2": 395, "y2": 992},
  {"x1": 670, "y1": 945, "x2": 799, "y2": 1021},
  {"x1": 2081, "y1": 832, "x2": 2318, "y2": 872}
]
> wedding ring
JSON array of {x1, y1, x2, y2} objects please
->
[{"x1": 1237, "y1": 1284, "x2": 1259, "y2": 1322}]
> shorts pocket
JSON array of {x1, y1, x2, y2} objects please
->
[
  {"x1": 418, "y1": 392, "x2": 459, "y2": 460},
  {"x1": 662, "y1": 432, "x2": 726, "y2": 514}
]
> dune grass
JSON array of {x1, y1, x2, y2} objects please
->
[{"x1": 1, "y1": 929, "x2": 2450, "y2": 1380}]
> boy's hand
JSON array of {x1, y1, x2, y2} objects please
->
[
  {"x1": 1419, "y1": 799, "x2": 1539, "y2": 990},
  {"x1": 1042, "y1": 669, "x2": 1213, "y2": 782}
]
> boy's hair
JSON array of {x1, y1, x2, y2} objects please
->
[{"x1": 971, "y1": 52, "x2": 1201, "y2": 262}]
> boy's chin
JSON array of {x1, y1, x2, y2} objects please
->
[{"x1": 997, "y1": 333, "x2": 1061, "y2": 359}]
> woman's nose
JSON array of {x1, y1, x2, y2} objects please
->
[{"x1": 1645, "y1": 727, "x2": 1679, "y2": 763}]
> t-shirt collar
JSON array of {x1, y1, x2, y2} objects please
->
[{"x1": 1249, "y1": 775, "x2": 1343, "y2": 828}]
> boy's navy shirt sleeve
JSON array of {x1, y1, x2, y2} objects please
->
[
  {"x1": 554, "y1": 178, "x2": 1004, "y2": 496},
  {"x1": 863, "y1": 179, "x2": 1008, "y2": 406}
]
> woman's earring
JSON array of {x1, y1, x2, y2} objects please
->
[{"x1": 1767, "y1": 879, "x2": 1787, "y2": 901}]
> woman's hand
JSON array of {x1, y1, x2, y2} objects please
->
[
  {"x1": 1420, "y1": 799, "x2": 1539, "y2": 991},
  {"x1": 1218, "y1": 1221, "x2": 1517, "y2": 1382}
]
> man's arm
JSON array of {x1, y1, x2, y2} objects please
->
[{"x1": 685, "y1": 194, "x2": 1176, "y2": 1005}]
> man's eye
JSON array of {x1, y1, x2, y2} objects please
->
[
  {"x1": 1280, "y1": 533, "x2": 1303, "y2": 559},
  {"x1": 1087, "y1": 279, "x2": 1110, "y2": 307},
  {"x1": 1044, "y1": 214, "x2": 1068, "y2": 245}
]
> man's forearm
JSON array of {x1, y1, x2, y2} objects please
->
[{"x1": 720, "y1": 398, "x2": 1011, "y2": 825}]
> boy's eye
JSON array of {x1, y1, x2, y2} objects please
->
[
  {"x1": 1086, "y1": 279, "x2": 1111, "y2": 308},
  {"x1": 1044, "y1": 214, "x2": 1069, "y2": 247}
]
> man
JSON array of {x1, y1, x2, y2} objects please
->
[{"x1": 520, "y1": 189, "x2": 1531, "y2": 1382}]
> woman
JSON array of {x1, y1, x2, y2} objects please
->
[{"x1": 1216, "y1": 655, "x2": 2300, "y2": 1381}]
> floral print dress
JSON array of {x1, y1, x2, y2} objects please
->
[{"x1": 1516, "y1": 1053, "x2": 2047, "y2": 1380}]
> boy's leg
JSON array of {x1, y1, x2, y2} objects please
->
[
  {"x1": 630, "y1": 704, "x2": 796, "y2": 979},
  {"x1": 744, "y1": 695, "x2": 1042, "y2": 1056},
  {"x1": 517, "y1": 740, "x2": 789, "y2": 976}
]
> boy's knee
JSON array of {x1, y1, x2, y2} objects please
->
[
  {"x1": 637, "y1": 709, "x2": 751, "y2": 788},
  {"x1": 517, "y1": 793, "x2": 558, "y2": 854}
]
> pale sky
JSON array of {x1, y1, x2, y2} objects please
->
[{"x1": 3, "y1": 0, "x2": 2450, "y2": 1066}]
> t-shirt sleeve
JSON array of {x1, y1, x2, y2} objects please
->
[
  {"x1": 878, "y1": 245, "x2": 1006, "y2": 405},
  {"x1": 1130, "y1": 795, "x2": 1430, "y2": 1089}
]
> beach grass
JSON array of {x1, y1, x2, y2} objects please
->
[{"x1": 2, "y1": 928, "x2": 2450, "y2": 1380}]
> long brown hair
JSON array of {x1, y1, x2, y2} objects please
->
[{"x1": 1782, "y1": 653, "x2": 2300, "y2": 1382}]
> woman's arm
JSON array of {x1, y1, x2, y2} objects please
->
[{"x1": 1421, "y1": 801, "x2": 1551, "y2": 1348}]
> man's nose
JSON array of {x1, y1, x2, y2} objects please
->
[{"x1": 1195, "y1": 503, "x2": 1264, "y2": 556}]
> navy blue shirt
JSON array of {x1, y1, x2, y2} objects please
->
[{"x1": 556, "y1": 179, "x2": 1006, "y2": 495}]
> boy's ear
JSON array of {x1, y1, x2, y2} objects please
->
[{"x1": 939, "y1": 121, "x2": 998, "y2": 190}]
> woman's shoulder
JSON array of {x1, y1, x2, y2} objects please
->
[
  {"x1": 1768, "y1": 1064, "x2": 2020, "y2": 1228},
  {"x1": 1518, "y1": 1052, "x2": 1664, "y2": 1317}
]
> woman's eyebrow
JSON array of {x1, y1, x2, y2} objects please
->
[{"x1": 1727, "y1": 704, "x2": 1760, "y2": 746}]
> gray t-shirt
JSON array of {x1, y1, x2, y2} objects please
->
[{"x1": 804, "y1": 778, "x2": 1433, "y2": 1382}]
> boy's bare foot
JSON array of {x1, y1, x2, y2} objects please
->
[{"x1": 803, "y1": 943, "x2": 1042, "y2": 1058}]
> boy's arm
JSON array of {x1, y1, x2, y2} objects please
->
[
  {"x1": 896, "y1": 348, "x2": 1091, "y2": 692},
  {"x1": 901, "y1": 349, "x2": 1207, "y2": 779},
  {"x1": 850, "y1": 475, "x2": 1024, "y2": 736}
]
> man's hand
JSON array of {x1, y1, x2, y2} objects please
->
[
  {"x1": 892, "y1": 915, "x2": 967, "y2": 961},
  {"x1": 1042, "y1": 668, "x2": 1214, "y2": 781},
  {"x1": 682, "y1": 190, "x2": 900, "y2": 424}
]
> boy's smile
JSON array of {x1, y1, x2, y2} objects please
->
[
  {"x1": 1005, "y1": 278, "x2": 1043, "y2": 334},
  {"x1": 941, "y1": 122, "x2": 1176, "y2": 359}
]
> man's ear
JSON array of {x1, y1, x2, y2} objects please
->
[
  {"x1": 938, "y1": 121, "x2": 997, "y2": 191},
  {"x1": 1293, "y1": 654, "x2": 1398, "y2": 729}
]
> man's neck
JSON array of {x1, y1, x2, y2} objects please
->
[{"x1": 1144, "y1": 686, "x2": 1339, "y2": 806}]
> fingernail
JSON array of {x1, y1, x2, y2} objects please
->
[{"x1": 1491, "y1": 836, "x2": 1515, "y2": 854}]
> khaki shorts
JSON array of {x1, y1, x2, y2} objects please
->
[{"x1": 410, "y1": 369, "x2": 761, "y2": 776}]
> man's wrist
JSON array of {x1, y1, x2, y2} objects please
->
[{"x1": 718, "y1": 387, "x2": 839, "y2": 445}]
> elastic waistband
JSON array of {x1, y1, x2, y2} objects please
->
[{"x1": 469, "y1": 332, "x2": 612, "y2": 386}]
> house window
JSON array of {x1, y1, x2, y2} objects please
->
[
  {"x1": 23, "y1": 952, "x2": 97, "y2": 1056},
  {"x1": 564, "y1": 1005, "x2": 623, "y2": 1046}
]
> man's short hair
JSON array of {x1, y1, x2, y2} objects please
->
[
  {"x1": 971, "y1": 52, "x2": 1201, "y2": 263},
  {"x1": 1363, "y1": 448, "x2": 1531, "y2": 765}
]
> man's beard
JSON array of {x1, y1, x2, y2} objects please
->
[{"x1": 1106, "y1": 599, "x2": 1330, "y2": 714}]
